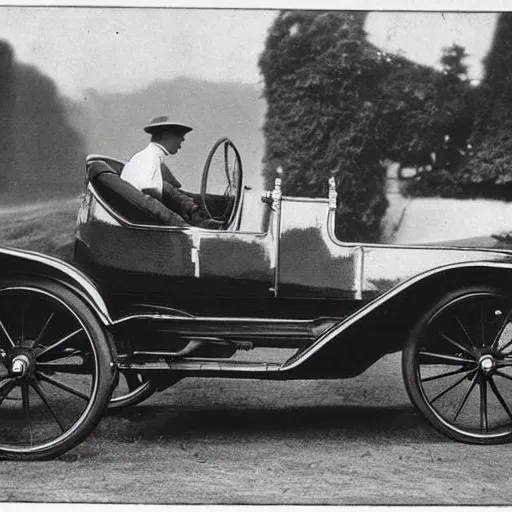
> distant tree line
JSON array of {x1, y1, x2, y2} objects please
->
[
  {"x1": 0, "y1": 40, "x2": 86, "y2": 204},
  {"x1": 259, "y1": 11, "x2": 511, "y2": 242}
]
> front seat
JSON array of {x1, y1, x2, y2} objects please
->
[{"x1": 87, "y1": 160, "x2": 188, "y2": 226}]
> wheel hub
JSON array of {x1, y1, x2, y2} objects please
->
[
  {"x1": 11, "y1": 354, "x2": 31, "y2": 378},
  {"x1": 2, "y1": 348, "x2": 37, "y2": 379},
  {"x1": 478, "y1": 354, "x2": 496, "y2": 376}
]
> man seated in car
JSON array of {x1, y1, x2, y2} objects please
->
[{"x1": 120, "y1": 115, "x2": 217, "y2": 228}]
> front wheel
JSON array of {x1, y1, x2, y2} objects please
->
[
  {"x1": 403, "y1": 285, "x2": 512, "y2": 444},
  {"x1": 0, "y1": 279, "x2": 116, "y2": 460}
]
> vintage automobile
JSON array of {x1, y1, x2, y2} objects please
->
[{"x1": 1, "y1": 137, "x2": 512, "y2": 460}]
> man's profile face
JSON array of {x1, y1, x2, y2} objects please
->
[{"x1": 159, "y1": 131, "x2": 185, "y2": 155}]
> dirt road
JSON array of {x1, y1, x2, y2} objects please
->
[{"x1": 1, "y1": 352, "x2": 511, "y2": 505}]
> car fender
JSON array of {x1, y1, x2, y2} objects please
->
[
  {"x1": 282, "y1": 260, "x2": 512, "y2": 374},
  {"x1": 0, "y1": 246, "x2": 112, "y2": 325}
]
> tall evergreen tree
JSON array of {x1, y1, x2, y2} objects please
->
[
  {"x1": 458, "y1": 12, "x2": 512, "y2": 193},
  {"x1": 13, "y1": 63, "x2": 86, "y2": 199},
  {"x1": 441, "y1": 44, "x2": 469, "y2": 82},
  {"x1": 395, "y1": 42, "x2": 475, "y2": 197},
  {"x1": 0, "y1": 41, "x2": 87, "y2": 203}
]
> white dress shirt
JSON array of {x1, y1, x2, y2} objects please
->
[{"x1": 120, "y1": 142, "x2": 170, "y2": 200}]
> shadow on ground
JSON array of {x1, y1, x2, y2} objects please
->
[{"x1": 100, "y1": 400, "x2": 439, "y2": 445}]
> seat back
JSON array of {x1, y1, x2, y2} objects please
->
[{"x1": 87, "y1": 159, "x2": 180, "y2": 226}]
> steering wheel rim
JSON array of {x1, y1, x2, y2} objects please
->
[{"x1": 200, "y1": 137, "x2": 243, "y2": 228}]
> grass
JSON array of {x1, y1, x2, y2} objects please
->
[{"x1": 0, "y1": 197, "x2": 79, "y2": 261}]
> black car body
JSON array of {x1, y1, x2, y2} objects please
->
[{"x1": 1, "y1": 138, "x2": 512, "y2": 459}]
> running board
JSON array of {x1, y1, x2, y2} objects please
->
[
  {"x1": 117, "y1": 358, "x2": 282, "y2": 373},
  {"x1": 114, "y1": 314, "x2": 340, "y2": 343}
]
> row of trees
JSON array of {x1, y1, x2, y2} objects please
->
[
  {"x1": 0, "y1": 40, "x2": 86, "y2": 204},
  {"x1": 458, "y1": 14, "x2": 512, "y2": 190},
  {"x1": 259, "y1": 11, "x2": 510, "y2": 242}
]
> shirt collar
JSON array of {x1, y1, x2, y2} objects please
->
[{"x1": 150, "y1": 142, "x2": 170, "y2": 158}]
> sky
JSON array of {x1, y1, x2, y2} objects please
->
[
  {"x1": 0, "y1": 7, "x2": 501, "y2": 99},
  {"x1": 366, "y1": 12, "x2": 498, "y2": 84}
]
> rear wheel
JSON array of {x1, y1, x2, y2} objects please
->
[
  {"x1": 0, "y1": 279, "x2": 116, "y2": 460},
  {"x1": 108, "y1": 370, "x2": 154, "y2": 409},
  {"x1": 107, "y1": 303, "x2": 190, "y2": 409},
  {"x1": 403, "y1": 285, "x2": 512, "y2": 444}
]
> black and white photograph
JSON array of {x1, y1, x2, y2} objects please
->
[{"x1": 1, "y1": 1, "x2": 512, "y2": 506}]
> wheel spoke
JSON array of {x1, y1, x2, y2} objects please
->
[
  {"x1": 500, "y1": 339, "x2": 512, "y2": 354},
  {"x1": 430, "y1": 369, "x2": 477, "y2": 404},
  {"x1": 419, "y1": 351, "x2": 475, "y2": 365},
  {"x1": 37, "y1": 362, "x2": 90, "y2": 374},
  {"x1": 421, "y1": 366, "x2": 472, "y2": 383},
  {"x1": 21, "y1": 382, "x2": 34, "y2": 446},
  {"x1": 480, "y1": 376, "x2": 489, "y2": 433},
  {"x1": 0, "y1": 282, "x2": 112, "y2": 460},
  {"x1": 495, "y1": 370, "x2": 512, "y2": 382},
  {"x1": 0, "y1": 377, "x2": 12, "y2": 389},
  {"x1": 412, "y1": 290, "x2": 512, "y2": 442},
  {"x1": 46, "y1": 349, "x2": 83, "y2": 362},
  {"x1": 36, "y1": 372, "x2": 90, "y2": 401},
  {"x1": 30, "y1": 381, "x2": 65, "y2": 433},
  {"x1": 455, "y1": 315, "x2": 477, "y2": 350},
  {"x1": 0, "y1": 379, "x2": 15, "y2": 406},
  {"x1": 32, "y1": 312, "x2": 55, "y2": 348},
  {"x1": 491, "y1": 308, "x2": 512, "y2": 349},
  {"x1": 0, "y1": 318, "x2": 15, "y2": 348},
  {"x1": 438, "y1": 331, "x2": 474, "y2": 357},
  {"x1": 452, "y1": 375, "x2": 479, "y2": 422},
  {"x1": 36, "y1": 328, "x2": 83, "y2": 359},
  {"x1": 488, "y1": 377, "x2": 512, "y2": 422}
]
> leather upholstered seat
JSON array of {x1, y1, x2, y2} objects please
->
[{"x1": 87, "y1": 160, "x2": 187, "y2": 226}]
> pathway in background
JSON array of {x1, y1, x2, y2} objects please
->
[{"x1": 383, "y1": 164, "x2": 512, "y2": 244}]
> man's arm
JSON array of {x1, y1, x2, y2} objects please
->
[
  {"x1": 136, "y1": 192, "x2": 190, "y2": 226},
  {"x1": 161, "y1": 181, "x2": 199, "y2": 221},
  {"x1": 161, "y1": 163, "x2": 182, "y2": 188}
]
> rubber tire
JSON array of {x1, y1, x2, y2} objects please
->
[
  {"x1": 0, "y1": 279, "x2": 117, "y2": 460},
  {"x1": 108, "y1": 371, "x2": 155, "y2": 410},
  {"x1": 402, "y1": 285, "x2": 512, "y2": 445}
]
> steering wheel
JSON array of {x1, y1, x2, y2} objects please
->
[{"x1": 200, "y1": 137, "x2": 243, "y2": 228}]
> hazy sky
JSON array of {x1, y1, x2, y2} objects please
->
[
  {"x1": 0, "y1": 7, "x2": 500, "y2": 98},
  {"x1": 366, "y1": 12, "x2": 497, "y2": 83}
]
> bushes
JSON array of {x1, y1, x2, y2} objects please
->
[
  {"x1": 457, "y1": 13, "x2": 512, "y2": 191},
  {"x1": 404, "y1": 13, "x2": 512, "y2": 199},
  {"x1": 259, "y1": 11, "x2": 389, "y2": 242},
  {"x1": 259, "y1": 11, "x2": 474, "y2": 242}
]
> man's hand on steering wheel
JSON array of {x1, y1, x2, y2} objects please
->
[{"x1": 187, "y1": 203, "x2": 223, "y2": 229}]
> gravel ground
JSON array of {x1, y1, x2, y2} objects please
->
[{"x1": 1, "y1": 352, "x2": 512, "y2": 506}]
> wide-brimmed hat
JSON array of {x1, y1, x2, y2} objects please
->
[{"x1": 143, "y1": 116, "x2": 193, "y2": 135}]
